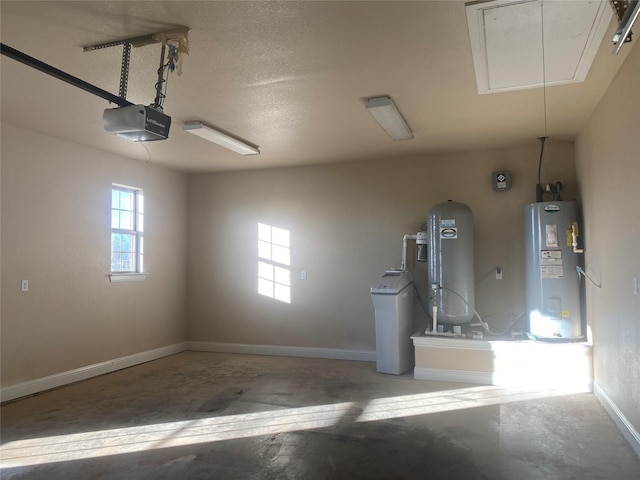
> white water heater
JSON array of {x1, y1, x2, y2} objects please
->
[
  {"x1": 427, "y1": 201, "x2": 475, "y2": 324},
  {"x1": 524, "y1": 201, "x2": 582, "y2": 339}
]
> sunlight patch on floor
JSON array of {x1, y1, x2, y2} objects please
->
[
  {"x1": 1, "y1": 385, "x2": 585, "y2": 468},
  {"x1": 356, "y1": 384, "x2": 584, "y2": 422}
]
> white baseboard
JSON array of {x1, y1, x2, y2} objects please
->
[
  {"x1": 1, "y1": 341, "x2": 374, "y2": 403},
  {"x1": 413, "y1": 366, "x2": 495, "y2": 385},
  {"x1": 594, "y1": 382, "x2": 640, "y2": 458},
  {"x1": 187, "y1": 341, "x2": 376, "y2": 363},
  {"x1": 1, "y1": 342, "x2": 187, "y2": 403}
]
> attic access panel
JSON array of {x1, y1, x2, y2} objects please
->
[{"x1": 466, "y1": 0, "x2": 613, "y2": 94}]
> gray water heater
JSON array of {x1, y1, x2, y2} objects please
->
[
  {"x1": 427, "y1": 201, "x2": 475, "y2": 324},
  {"x1": 524, "y1": 202, "x2": 582, "y2": 339}
]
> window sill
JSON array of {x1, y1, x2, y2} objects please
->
[{"x1": 109, "y1": 273, "x2": 148, "y2": 283}]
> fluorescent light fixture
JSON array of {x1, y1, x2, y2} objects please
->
[
  {"x1": 365, "y1": 96, "x2": 413, "y2": 141},
  {"x1": 182, "y1": 121, "x2": 259, "y2": 155}
]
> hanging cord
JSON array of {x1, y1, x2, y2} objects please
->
[
  {"x1": 536, "y1": 136, "x2": 547, "y2": 202},
  {"x1": 480, "y1": 311, "x2": 526, "y2": 336},
  {"x1": 540, "y1": 1, "x2": 548, "y2": 137},
  {"x1": 576, "y1": 266, "x2": 602, "y2": 289},
  {"x1": 437, "y1": 286, "x2": 483, "y2": 325},
  {"x1": 537, "y1": 136, "x2": 545, "y2": 187},
  {"x1": 138, "y1": 141, "x2": 151, "y2": 164},
  {"x1": 160, "y1": 66, "x2": 170, "y2": 106},
  {"x1": 152, "y1": 42, "x2": 177, "y2": 109},
  {"x1": 413, "y1": 283, "x2": 430, "y2": 317},
  {"x1": 437, "y1": 285, "x2": 525, "y2": 336},
  {"x1": 535, "y1": 2, "x2": 549, "y2": 203}
]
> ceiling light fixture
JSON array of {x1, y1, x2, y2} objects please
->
[
  {"x1": 365, "y1": 96, "x2": 413, "y2": 141},
  {"x1": 182, "y1": 121, "x2": 260, "y2": 155}
]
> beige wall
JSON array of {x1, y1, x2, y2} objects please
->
[
  {"x1": 575, "y1": 42, "x2": 640, "y2": 435},
  {"x1": 1, "y1": 124, "x2": 189, "y2": 386},
  {"x1": 187, "y1": 141, "x2": 576, "y2": 351}
]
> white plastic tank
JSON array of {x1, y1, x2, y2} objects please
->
[
  {"x1": 427, "y1": 201, "x2": 475, "y2": 324},
  {"x1": 370, "y1": 270, "x2": 415, "y2": 375},
  {"x1": 524, "y1": 201, "x2": 582, "y2": 339}
]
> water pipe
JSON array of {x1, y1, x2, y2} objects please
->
[
  {"x1": 571, "y1": 222, "x2": 584, "y2": 254},
  {"x1": 401, "y1": 234, "x2": 417, "y2": 271}
]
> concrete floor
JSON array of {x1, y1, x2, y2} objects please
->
[{"x1": 1, "y1": 351, "x2": 639, "y2": 480}]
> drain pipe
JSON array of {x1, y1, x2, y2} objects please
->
[{"x1": 432, "y1": 305, "x2": 438, "y2": 333}]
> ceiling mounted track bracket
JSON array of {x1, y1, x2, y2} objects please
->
[
  {"x1": 83, "y1": 28, "x2": 190, "y2": 105},
  {"x1": 83, "y1": 34, "x2": 156, "y2": 52},
  {"x1": 83, "y1": 28, "x2": 190, "y2": 52}
]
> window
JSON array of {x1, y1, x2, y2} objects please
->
[
  {"x1": 257, "y1": 223, "x2": 291, "y2": 303},
  {"x1": 111, "y1": 186, "x2": 144, "y2": 273}
]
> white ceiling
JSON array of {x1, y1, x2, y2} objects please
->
[{"x1": 0, "y1": 1, "x2": 633, "y2": 173}]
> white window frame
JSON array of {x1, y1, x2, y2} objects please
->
[{"x1": 110, "y1": 185, "x2": 146, "y2": 282}]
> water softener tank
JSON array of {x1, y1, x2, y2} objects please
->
[
  {"x1": 427, "y1": 201, "x2": 475, "y2": 324},
  {"x1": 524, "y1": 201, "x2": 582, "y2": 339}
]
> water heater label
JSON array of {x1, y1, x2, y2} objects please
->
[
  {"x1": 541, "y1": 266, "x2": 563, "y2": 278},
  {"x1": 441, "y1": 219, "x2": 456, "y2": 227},
  {"x1": 541, "y1": 250, "x2": 563, "y2": 278}
]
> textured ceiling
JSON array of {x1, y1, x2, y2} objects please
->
[{"x1": 0, "y1": 1, "x2": 633, "y2": 172}]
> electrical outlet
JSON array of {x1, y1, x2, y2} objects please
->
[
  {"x1": 496, "y1": 267, "x2": 503, "y2": 280},
  {"x1": 301, "y1": 271, "x2": 307, "y2": 280},
  {"x1": 634, "y1": 276, "x2": 638, "y2": 295},
  {"x1": 21, "y1": 279, "x2": 29, "y2": 292}
]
